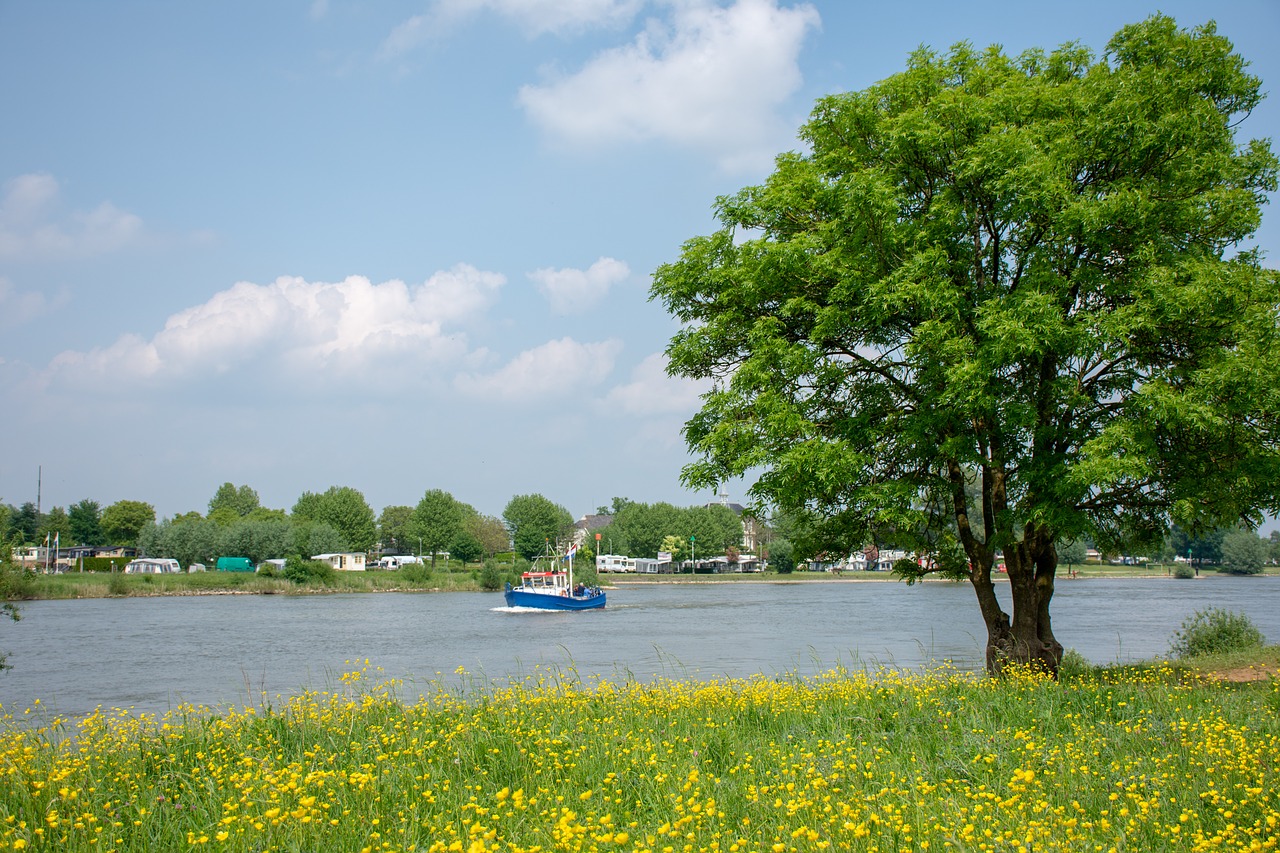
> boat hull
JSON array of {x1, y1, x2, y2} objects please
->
[{"x1": 503, "y1": 586, "x2": 606, "y2": 610}]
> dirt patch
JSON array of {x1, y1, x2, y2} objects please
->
[{"x1": 1209, "y1": 664, "x2": 1279, "y2": 683}]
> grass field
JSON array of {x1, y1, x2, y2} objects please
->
[{"x1": 1, "y1": 652, "x2": 1276, "y2": 852}]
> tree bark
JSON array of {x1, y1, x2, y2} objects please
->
[{"x1": 970, "y1": 527, "x2": 1063, "y2": 677}]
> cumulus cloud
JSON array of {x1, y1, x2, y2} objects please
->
[
  {"x1": 603, "y1": 350, "x2": 710, "y2": 416},
  {"x1": 0, "y1": 173, "x2": 147, "y2": 259},
  {"x1": 0, "y1": 277, "x2": 68, "y2": 328},
  {"x1": 381, "y1": 0, "x2": 641, "y2": 57},
  {"x1": 518, "y1": 0, "x2": 819, "y2": 171},
  {"x1": 530, "y1": 256, "x2": 629, "y2": 314},
  {"x1": 457, "y1": 336, "x2": 623, "y2": 401},
  {"x1": 43, "y1": 266, "x2": 505, "y2": 391}
]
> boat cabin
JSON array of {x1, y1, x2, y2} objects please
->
[{"x1": 518, "y1": 570, "x2": 571, "y2": 594}]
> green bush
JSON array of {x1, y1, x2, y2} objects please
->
[
  {"x1": 282, "y1": 557, "x2": 335, "y2": 586},
  {"x1": 479, "y1": 560, "x2": 505, "y2": 591},
  {"x1": 1170, "y1": 608, "x2": 1265, "y2": 659},
  {"x1": 400, "y1": 563, "x2": 432, "y2": 584},
  {"x1": 107, "y1": 573, "x2": 130, "y2": 596},
  {"x1": 1058, "y1": 648, "x2": 1094, "y2": 680},
  {"x1": 1171, "y1": 563, "x2": 1195, "y2": 579}
]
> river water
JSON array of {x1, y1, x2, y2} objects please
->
[{"x1": 1, "y1": 576, "x2": 1277, "y2": 719}]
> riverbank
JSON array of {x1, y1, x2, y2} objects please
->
[
  {"x1": 2, "y1": 656, "x2": 1276, "y2": 852},
  {"x1": 9, "y1": 561, "x2": 1276, "y2": 599}
]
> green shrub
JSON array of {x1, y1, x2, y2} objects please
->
[
  {"x1": 400, "y1": 563, "x2": 431, "y2": 584},
  {"x1": 1171, "y1": 563, "x2": 1195, "y2": 579},
  {"x1": 1058, "y1": 648, "x2": 1094, "y2": 680},
  {"x1": 479, "y1": 560, "x2": 505, "y2": 591},
  {"x1": 1170, "y1": 608, "x2": 1265, "y2": 659},
  {"x1": 107, "y1": 573, "x2": 129, "y2": 596},
  {"x1": 282, "y1": 557, "x2": 335, "y2": 586}
]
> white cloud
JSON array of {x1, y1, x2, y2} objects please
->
[
  {"x1": 530, "y1": 256, "x2": 629, "y2": 313},
  {"x1": 603, "y1": 350, "x2": 709, "y2": 416},
  {"x1": 457, "y1": 336, "x2": 623, "y2": 401},
  {"x1": 43, "y1": 266, "x2": 505, "y2": 391},
  {"x1": 0, "y1": 277, "x2": 68, "y2": 328},
  {"x1": 0, "y1": 173, "x2": 147, "y2": 259},
  {"x1": 517, "y1": 0, "x2": 819, "y2": 171}
]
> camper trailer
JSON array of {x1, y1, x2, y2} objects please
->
[
  {"x1": 377, "y1": 555, "x2": 422, "y2": 570},
  {"x1": 125, "y1": 558, "x2": 181, "y2": 574}
]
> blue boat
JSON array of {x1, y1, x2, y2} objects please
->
[{"x1": 504, "y1": 547, "x2": 605, "y2": 610}]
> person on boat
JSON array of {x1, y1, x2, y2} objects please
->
[{"x1": 574, "y1": 583, "x2": 586, "y2": 597}]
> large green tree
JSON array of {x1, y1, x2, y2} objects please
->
[
  {"x1": 410, "y1": 490, "x2": 467, "y2": 567},
  {"x1": 1220, "y1": 527, "x2": 1266, "y2": 575},
  {"x1": 68, "y1": 499, "x2": 104, "y2": 546},
  {"x1": 208, "y1": 483, "x2": 260, "y2": 524},
  {"x1": 39, "y1": 507, "x2": 70, "y2": 545},
  {"x1": 652, "y1": 16, "x2": 1280, "y2": 675},
  {"x1": 292, "y1": 486, "x2": 376, "y2": 553},
  {"x1": 378, "y1": 505, "x2": 415, "y2": 555},
  {"x1": 101, "y1": 500, "x2": 156, "y2": 548},
  {"x1": 502, "y1": 494, "x2": 573, "y2": 561}
]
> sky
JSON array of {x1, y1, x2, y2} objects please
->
[{"x1": 2, "y1": 0, "x2": 1278, "y2": 528}]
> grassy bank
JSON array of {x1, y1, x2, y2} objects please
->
[
  {"x1": 13, "y1": 566, "x2": 492, "y2": 599},
  {"x1": 1, "y1": 656, "x2": 1276, "y2": 852},
  {"x1": 9, "y1": 560, "x2": 1276, "y2": 600}
]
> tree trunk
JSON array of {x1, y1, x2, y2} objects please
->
[{"x1": 969, "y1": 531, "x2": 1064, "y2": 677}]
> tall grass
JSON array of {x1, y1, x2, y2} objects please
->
[{"x1": 1, "y1": 661, "x2": 1276, "y2": 852}]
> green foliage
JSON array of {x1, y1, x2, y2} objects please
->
[
  {"x1": 571, "y1": 557, "x2": 599, "y2": 588},
  {"x1": 449, "y1": 531, "x2": 483, "y2": 565},
  {"x1": 1058, "y1": 539, "x2": 1088, "y2": 569},
  {"x1": 282, "y1": 557, "x2": 335, "y2": 586},
  {"x1": 604, "y1": 501, "x2": 744, "y2": 560},
  {"x1": 400, "y1": 563, "x2": 432, "y2": 584},
  {"x1": 1171, "y1": 563, "x2": 1196, "y2": 579},
  {"x1": 292, "y1": 486, "x2": 376, "y2": 552},
  {"x1": 466, "y1": 513, "x2": 511, "y2": 558},
  {"x1": 39, "y1": 506, "x2": 71, "y2": 544},
  {"x1": 1221, "y1": 528, "x2": 1266, "y2": 575},
  {"x1": 106, "y1": 573, "x2": 129, "y2": 596},
  {"x1": 101, "y1": 500, "x2": 156, "y2": 547},
  {"x1": 1057, "y1": 649, "x2": 1095, "y2": 681},
  {"x1": 292, "y1": 520, "x2": 345, "y2": 558},
  {"x1": 411, "y1": 490, "x2": 468, "y2": 564},
  {"x1": 478, "y1": 559, "x2": 505, "y2": 591},
  {"x1": 378, "y1": 505, "x2": 414, "y2": 556},
  {"x1": 220, "y1": 518, "x2": 293, "y2": 565},
  {"x1": 208, "y1": 482, "x2": 260, "y2": 518},
  {"x1": 1170, "y1": 608, "x2": 1265, "y2": 658},
  {"x1": 651, "y1": 15, "x2": 1280, "y2": 670},
  {"x1": 68, "y1": 499, "x2": 104, "y2": 546},
  {"x1": 502, "y1": 494, "x2": 573, "y2": 561},
  {"x1": 768, "y1": 538, "x2": 795, "y2": 573},
  {"x1": 8, "y1": 503, "x2": 39, "y2": 543}
]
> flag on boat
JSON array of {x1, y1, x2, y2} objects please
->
[{"x1": 563, "y1": 542, "x2": 578, "y2": 560}]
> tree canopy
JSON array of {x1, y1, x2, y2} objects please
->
[
  {"x1": 410, "y1": 490, "x2": 468, "y2": 565},
  {"x1": 292, "y1": 486, "x2": 376, "y2": 553},
  {"x1": 101, "y1": 500, "x2": 157, "y2": 548},
  {"x1": 502, "y1": 494, "x2": 573, "y2": 561},
  {"x1": 651, "y1": 16, "x2": 1280, "y2": 674}
]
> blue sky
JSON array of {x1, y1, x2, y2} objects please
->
[{"x1": 2, "y1": 0, "x2": 1278, "y2": 527}]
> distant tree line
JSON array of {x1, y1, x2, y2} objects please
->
[{"x1": 0, "y1": 484, "x2": 761, "y2": 570}]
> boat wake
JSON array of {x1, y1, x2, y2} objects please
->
[{"x1": 492, "y1": 605, "x2": 570, "y2": 614}]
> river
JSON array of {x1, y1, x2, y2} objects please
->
[{"x1": 1, "y1": 575, "x2": 1277, "y2": 719}]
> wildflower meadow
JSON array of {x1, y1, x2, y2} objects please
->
[{"x1": 1, "y1": 661, "x2": 1276, "y2": 852}]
